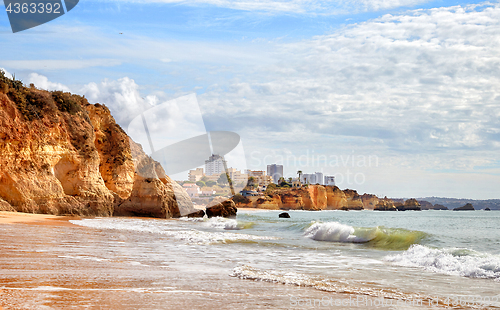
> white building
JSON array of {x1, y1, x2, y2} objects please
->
[
  {"x1": 188, "y1": 168, "x2": 204, "y2": 182},
  {"x1": 226, "y1": 167, "x2": 249, "y2": 186},
  {"x1": 300, "y1": 172, "x2": 324, "y2": 185},
  {"x1": 314, "y1": 172, "x2": 324, "y2": 185},
  {"x1": 182, "y1": 183, "x2": 201, "y2": 198},
  {"x1": 301, "y1": 173, "x2": 315, "y2": 184},
  {"x1": 205, "y1": 154, "x2": 227, "y2": 176},
  {"x1": 267, "y1": 164, "x2": 283, "y2": 184},
  {"x1": 324, "y1": 176, "x2": 336, "y2": 186},
  {"x1": 246, "y1": 170, "x2": 273, "y2": 187},
  {"x1": 200, "y1": 189, "x2": 216, "y2": 196}
]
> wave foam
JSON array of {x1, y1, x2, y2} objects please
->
[
  {"x1": 203, "y1": 217, "x2": 241, "y2": 230},
  {"x1": 386, "y1": 245, "x2": 500, "y2": 280},
  {"x1": 70, "y1": 218, "x2": 272, "y2": 244},
  {"x1": 231, "y1": 265, "x2": 429, "y2": 302}
]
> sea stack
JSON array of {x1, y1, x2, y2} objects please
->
[{"x1": 453, "y1": 203, "x2": 475, "y2": 211}]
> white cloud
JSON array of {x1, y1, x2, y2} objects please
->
[
  {"x1": 197, "y1": 2, "x2": 500, "y2": 183},
  {"x1": 28, "y1": 73, "x2": 71, "y2": 92},
  {"x1": 0, "y1": 68, "x2": 13, "y2": 79},
  {"x1": 80, "y1": 77, "x2": 149, "y2": 126},
  {"x1": 5, "y1": 2, "x2": 500, "y2": 197}
]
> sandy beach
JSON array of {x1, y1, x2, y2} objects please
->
[
  {"x1": 0, "y1": 212, "x2": 357, "y2": 310},
  {"x1": 0, "y1": 211, "x2": 79, "y2": 227},
  {"x1": 0, "y1": 208, "x2": 263, "y2": 226}
]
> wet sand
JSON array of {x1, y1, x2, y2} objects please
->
[
  {"x1": 0, "y1": 214, "x2": 363, "y2": 310},
  {"x1": 0, "y1": 211, "x2": 79, "y2": 227}
]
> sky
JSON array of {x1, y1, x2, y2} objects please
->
[{"x1": 1, "y1": 0, "x2": 500, "y2": 199}]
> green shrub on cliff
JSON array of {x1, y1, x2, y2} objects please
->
[
  {"x1": 0, "y1": 70, "x2": 88, "y2": 121},
  {"x1": 52, "y1": 91, "x2": 82, "y2": 115}
]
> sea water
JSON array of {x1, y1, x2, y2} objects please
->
[{"x1": 1, "y1": 210, "x2": 499, "y2": 309}]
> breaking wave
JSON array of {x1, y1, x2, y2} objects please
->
[
  {"x1": 386, "y1": 245, "x2": 500, "y2": 280},
  {"x1": 304, "y1": 222, "x2": 426, "y2": 250}
]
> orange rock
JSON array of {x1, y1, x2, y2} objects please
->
[{"x1": 0, "y1": 80, "x2": 191, "y2": 218}]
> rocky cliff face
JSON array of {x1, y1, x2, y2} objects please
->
[
  {"x1": 343, "y1": 189, "x2": 364, "y2": 210},
  {"x1": 360, "y1": 194, "x2": 379, "y2": 210},
  {"x1": 238, "y1": 185, "x2": 368, "y2": 211},
  {"x1": 325, "y1": 186, "x2": 347, "y2": 209},
  {"x1": 0, "y1": 72, "x2": 193, "y2": 217}
]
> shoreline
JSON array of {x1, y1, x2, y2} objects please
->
[{"x1": 0, "y1": 211, "x2": 79, "y2": 227}]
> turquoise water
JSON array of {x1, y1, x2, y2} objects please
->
[{"x1": 238, "y1": 210, "x2": 500, "y2": 253}]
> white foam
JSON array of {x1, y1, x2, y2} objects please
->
[
  {"x1": 304, "y1": 222, "x2": 370, "y2": 243},
  {"x1": 386, "y1": 245, "x2": 500, "y2": 280},
  {"x1": 70, "y1": 218, "x2": 274, "y2": 244},
  {"x1": 231, "y1": 265, "x2": 427, "y2": 302},
  {"x1": 178, "y1": 217, "x2": 204, "y2": 222},
  {"x1": 203, "y1": 217, "x2": 240, "y2": 230}
]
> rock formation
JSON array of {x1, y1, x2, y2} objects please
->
[
  {"x1": 206, "y1": 199, "x2": 237, "y2": 218},
  {"x1": 342, "y1": 189, "x2": 364, "y2": 210},
  {"x1": 232, "y1": 186, "x2": 368, "y2": 211},
  {"x1": 360, "y1": 194, "x2": 379, "y2": 210},
  {"x1": 374, "y1": 199, "x2": 396, "y2": 211},
  {"x1": 402, "y1": 199, "x2": 421, "y2": 211},
  {"x1": 187, "y1": 210, "x2": 205, "y2": 218},
  {"x1": 0, "y1": 71, "x2": 193, "y2": 218},
  {"x1": 453, "y1": 203, "x2": 475, "y2": 211},
  {"x1": 0, "y1": 197, "x2": 15, "y2": 211},
  {"x1": 279, "y1": 212, "x2": 290, "y2": 218},
  {"x1": 431, "y1": 204, "x2": 448, "y2": 210},
  {"x1": 417, "y1": 200, "x2": 434, "y2": 210},
  {"x1": 325, "y1": 186, "x2": 347, "y2": 209}
]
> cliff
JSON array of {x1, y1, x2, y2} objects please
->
[
  {"x1": 0, "y1": 71, "x2": 193, "y2": 217},
  {"x1": 237, "y1": 185, "x2": 368, "y2": 211}
]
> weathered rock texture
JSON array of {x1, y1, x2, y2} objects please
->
[
  {"x1": 187, "y1": 210, "x2": 205, "y2": 218},
  {"x1": 0, "y1": 72, "x2": 193, "y2": 217},
  {"x1": 235, "y1": 185, "x2": 369, "y2": 211},
  {"x1": 401, "y1": 198, "x2": 421, "y2": 211},
  {"x1": 374, "y1": 199, "x2": 397, "y2": 211},
  {"x1": 361, "y1": 194, "x2": 379, "y2": 210},
  {"x1": 206, "y1": 199, "x2": 237, "y2": 218}
]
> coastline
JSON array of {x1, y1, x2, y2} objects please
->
[
  {"x1": 0, "y1": 213, "x2": 355, "y2": 310},
  {"x1": 0, "y1": 209, "x2": 264, "y2": 226},
  {"x1": 0, "y1": 211, "x2": 79, "y2": 227}
]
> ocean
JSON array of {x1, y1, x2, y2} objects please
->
[{"x1": 1, "y1": 210, "x2": 499, "y2": 309}]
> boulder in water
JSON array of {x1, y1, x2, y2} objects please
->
[
  {"x1": 206, "y1": 199, "x2": 237, "y2": 218},
  {"x1": 279, "y1": 212, "x2": 290, "y2": 218}
]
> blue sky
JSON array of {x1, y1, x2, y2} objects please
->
[{"x1": 1, "y1": 0, "x2": 500, "y2": 199}]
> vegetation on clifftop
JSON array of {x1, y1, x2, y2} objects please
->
[{"x1": 0, "y1": 70, "x2": 86, "y2": 121}]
